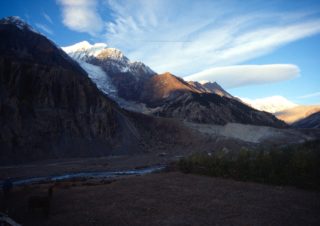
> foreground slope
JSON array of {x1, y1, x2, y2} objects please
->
[
  {"x1": 0, "y1": 17, "x2": 142, "y2": 163},
  {"x1": 6, "y1": 172, "x2": 320, "y2": 226}
]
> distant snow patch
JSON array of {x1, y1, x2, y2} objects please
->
[{"x1": 240, "y1": 95, "x2": 298, "y2": 113}]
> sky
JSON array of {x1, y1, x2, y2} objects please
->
[{"x1": 1, "y1": 0, "x2": 320, "y2": 105}]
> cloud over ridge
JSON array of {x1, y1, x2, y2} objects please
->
[{"x1": 184, "y1": 64, "x2": 300, "y2": 88}]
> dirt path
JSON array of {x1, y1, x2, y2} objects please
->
[{"x1": 4, "y1": 172, "x2": 320, "y2": 226}]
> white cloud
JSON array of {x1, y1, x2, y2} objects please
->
[
  {"x1": 298, "y1": 92, "x2": 320, "y2": 99},
  {"x1": 239, "y1": 95, "x2": 298, "y2": 113},
  {"x1": 57, "y1": 0, "x2": 103, "y2": 35},
  {"x1": 184, "y1": 64, "x2": 300, "y2": 88},
  {"x1": 43, "y1": 12, "x2": 53, "y2": 24},
  {"x1": 35, "y1": 23, "x2": 54, "y2": 35},
  {"x1": 103, "y1": 0, "x2": 320, "y2": 77}
]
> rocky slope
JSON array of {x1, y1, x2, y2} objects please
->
[
  {"x1": 0, "y1": 17, "x2": 143, "y2": 164},
  {"x1": 188, "y1": 81, "x2": 234, "y2": 99},
  {"x1": 154, "y1": 91, "x2": 285, "y2": 127},
  {"x1": 141, "y1": 73, "x2": 286, "y2": 127}
]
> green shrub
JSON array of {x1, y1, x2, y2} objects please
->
[{"x1": 178, "y1": 140, "x2": 320, "y2": 190}]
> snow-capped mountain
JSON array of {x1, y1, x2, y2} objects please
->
[
  {"x1": 62, "y1": 41, "x2": 108, "y2": 60},
  {"x1": 62, "y1": 42, "x2": 118, "y2": 99},
  {"x1": 62, "y1": 41, "x2": 155, "y2": 78},
  {"x1": 62, "y1": 41, "x2": 156, "y2": 102},
  {"x1": 61, "y1": 41, "x2": 286, "y2": 127},
  {"x1": 240, "y1": 96, "x2": 298, "y2": 113}
]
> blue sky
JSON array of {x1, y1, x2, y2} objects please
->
[{"x1": 1, "y1": 0, "x2": 320, "y2": 105}]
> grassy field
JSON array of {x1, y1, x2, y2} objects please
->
[
  {"x1": 179, "y1": 140, "x2": 320, "y2": 190},
  {"x1": 2, "y1": 172, "x2": 320, "y2": 226}
]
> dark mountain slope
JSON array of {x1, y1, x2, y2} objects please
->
[
  {"x1": 0, "y1": 17, "x2": 141, "y2": 164},
  {"x1": 292, "y1": 112, "x2": 320, "y2": 128}
]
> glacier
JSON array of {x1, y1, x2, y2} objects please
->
[{"x1": 76, "y1": 60, "x2": 117, "y2": 98}]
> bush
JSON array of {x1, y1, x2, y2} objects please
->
[{"x1": 178, "y1": 140, "x2": 320, "y2": 190}]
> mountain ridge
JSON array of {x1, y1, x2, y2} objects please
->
[{"x1": 62, "y1": 41, "x2": 287, "y2": 127}]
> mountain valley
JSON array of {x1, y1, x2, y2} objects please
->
[
  {"x1": 0, "y1": 17, "x2": 319, "y2": 165},
  {"x1": 0, "y1": 7, "x2": 320, "y2": 226}
]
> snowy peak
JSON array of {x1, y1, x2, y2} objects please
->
[
  {"x1": 63, "y1": 41, "x2": 107, "y2": 51},
  {"x1": 62, "y1": 41, "x2": 129, "y2": 61},
  {"x1": 95, "y1": 48, "x2": 129, "y2": 61},
  {"x1": 240, "y1": 96, "x2": 298, "y2": 113},
  {"x1": 63, "y1": 41, "x2": 130, "y2": 65},
  {"x1": 0, "y1": 16, "x2": 33, "y2": 31},
  {"x1": 62, "y1": 41, "x2": 155, "y2": 77},
  {"x1": 62, "y1": 41, "x2": 109, "y2": 61},
  {"x1": 62, "y1": 41, "x2": 156, "y2": 104}
]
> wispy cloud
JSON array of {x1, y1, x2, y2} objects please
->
[
  {"x1": 57, "y1": 0, "x2": 103, "y2": 36},
  {"x1": 103, "y1": 0, "x2": 320, "y2": 78},
  {"x1": 35, "y1": 23, "x2": 54, "y2": 35},
  {"x1": 56, "y1": 0, "x2": 320, "y2": 88},
  {"x1": 43, "y1": 12, "x2": 53, "y2": 24},
  {"x1": 298, "y1": 92, "x2": 320, "y2": 99},
  {"x1": 184, "y1": 64, "x2": 300, "y2": 88}
]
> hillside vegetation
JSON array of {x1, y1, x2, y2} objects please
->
[{"x1": 179, "y1": 140, "x2": 320, "y2": 190}]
